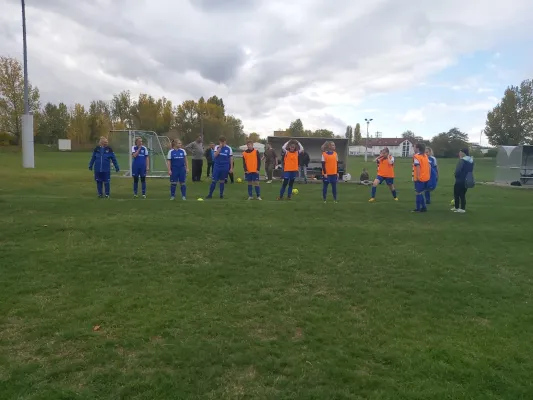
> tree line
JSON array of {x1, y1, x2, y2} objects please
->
[{"x1": 0, "y1": 56, "x2": 249, "y2": 147}]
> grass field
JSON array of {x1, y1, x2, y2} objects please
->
[{"x1": 1, "y1": 148, "x2": 533, "y2": 399}]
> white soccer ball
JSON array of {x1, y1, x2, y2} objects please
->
[{"x1": 343, "y1": 173, "x2": 351, "y2": 182}]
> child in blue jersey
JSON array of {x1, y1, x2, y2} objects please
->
[
  {"x1": 89, "y1": 136, "x2": 120, "y2": 198},
  {"x1": 131, "y1": 137, "x2": 150, "y2": 198},
  {"x1": 425, "y1": 146, "x2": 438, "y2": 204},
  {"x1": 166, "y1": 139, "x2": 188, "y2": 200},
  {"x1": 207, "y1": 136, "x2": 233, "y2": 199}
]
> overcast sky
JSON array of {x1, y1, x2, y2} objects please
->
[{"x1": 1, "y1": 0, "x2": 532, "y2": 143}]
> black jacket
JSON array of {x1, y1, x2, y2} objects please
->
[{"x1": 299, "y1": 151, "x2": 310, "y2": 167}]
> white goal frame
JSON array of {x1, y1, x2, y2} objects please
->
[{"x1": 108, "y1": 130, "x2": 172, "y2": 178}]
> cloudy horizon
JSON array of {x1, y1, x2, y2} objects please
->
[{"x1": 1, "y1": 0, "x2": 532, "y2": 144}]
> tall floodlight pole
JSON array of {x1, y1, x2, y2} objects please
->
[
  {"x1": 364, "y1": 118, "x2": 373, "y2": 162},
  {"x1": 21, "y1": 0, "x2": 34, "y2": 168}
]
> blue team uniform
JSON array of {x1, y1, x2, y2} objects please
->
[
  {"x1": 167, "y1": 148, "x2": 187, "y2": 183},
  {"x1": 131, "y1": 145, "x2": 149, "y2": 177},
  {"x1": 212, "y1": 145, "x2": 233, "y2": 181},
  {"x1": 427, "y1": 155, "x2": 438, "y2": 191}
]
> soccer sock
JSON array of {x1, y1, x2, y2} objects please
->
[
  {"x1": 322, "y1": 181, "x2": 328, "y2": 200},
  {"x1": 171, "y1": 183, "x2": 177, "y2": 197},
  {"x1": 371, "y1": 186, "x2": 377, "y2": 198},
  {"x1": 425, "y1": 190, "x2": 430, "y2": 204},
  {"x1": 392, "y1": 189, "x2": 397, "y2": 198},
  {"x1": 255, "y1": 185, "x2": 260, "y2": 197},
  {"x1": 248, "y1": 184, "x2": 253, "y2": 197},
  {"x1": 141, "y1": 177, "x2": 146, "y2": 195},
  {"x1": 133, "y1": 177, "x2": 139, "y2": 194},
  {"x1": 288, "y1": 179, "x2": 295, "y2": 197},
  {"x1": 415, "y1": 194, "x2": 420, "y2": 210},
  {"x1": 332, "y1": 182, "x2": 337, "y2": 200},
  {"x1": 419, "y1": 194, "x2": 426, "y2": 209},
  {"x1": 220, "y1": 182, "x2": 225, "y2": 196},
  {"x1": 280, "y1": 179, "x2": 288, "y2": 197},
  {"x1": 180, "y1": 184, "x2": 186, "y2": 197},
  {"x1": 208, "y1": 181, "x2": 216, "y2": 196},
  {"x1": 104, "y1": 182, "x2": 110, "y2": 196},
  {"x1": 97, "y1": 181, "x2": 103, "y2": 196}
]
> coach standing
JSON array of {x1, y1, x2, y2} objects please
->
[{"x1": 185, "y1": 135, "x2": 204, "y2": 182}]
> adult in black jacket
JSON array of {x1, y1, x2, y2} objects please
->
[
  {"x1": 452, "y1": 148, "x2": 474, "y2": 213},
  {"x1": 298, "y1": 151, "x2": 310, "y2": 183}
]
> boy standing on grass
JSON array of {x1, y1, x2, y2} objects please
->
[
  {"x1": 412, "y1": 143, "x2": 430, "y2": 213},
  {"x1": 131, "y1": 137, "x2": 149, "y2": 198},
  {"x1": 89, "y1": 136, "x2": 120, "y2": 198},
  {"x1": 368, "y1": 147, "x2": 398, "y2": 202},
  {"x1": 425, "y1": 146, "x2": 438, "y2": 204},
  {"x1": 277, "y1": 139, "x2": 304, "y2": 200},
  {"x1": 207, "y1": 136, "x2": 233, "y2": 199},
  {"x1": 242, "y1": 141, "x2": 262, "y2": 200},
  {"x1": 167, "y1": 139, "x2": 188, "y2": 200},
  {"x1": 321, "y1": 141, "x2": 339, "y2": 203}
]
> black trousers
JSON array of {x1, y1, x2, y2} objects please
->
[
  {"x1": 191, "y1": 159, "x2": 203, "y2": 181},
  {"x1": 454, "y1": 183, "x2": 468, "y2": 210},
  {"x1": 206, "y1": 162, "x2": 214, "y2": 177}
]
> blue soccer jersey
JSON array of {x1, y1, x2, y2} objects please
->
[
  {"x1": 167, "y1": 148, "x2": 187, "y2": 170},
  {"x1": 132, "y1": 146, "x2": 149, "y2": 166},
  {"x1": 214, "y1": 145, "x2": 233, "y2": 168}
]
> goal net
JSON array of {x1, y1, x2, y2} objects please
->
[{"x1": 108, "y1": 130, "x2": 171, "y2": 177}]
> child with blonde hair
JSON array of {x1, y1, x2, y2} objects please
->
[{"x1": 166, "y1": 139, "x2": 188, "y2": 200}]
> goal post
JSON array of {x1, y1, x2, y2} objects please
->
[{"x1": 108, "y1": 130, "x2": 172, "y2": 177}]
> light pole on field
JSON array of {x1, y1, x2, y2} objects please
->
[
  {"x1": 364, "y1": 118, "x2": 372, "y2": 162},
  {"x1": 21, "y1": 0, "x2": 34, "y2": 168}
]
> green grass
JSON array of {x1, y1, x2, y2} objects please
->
[{"x1": 1, "y1": 148, "x2": 533, "y2": 399}]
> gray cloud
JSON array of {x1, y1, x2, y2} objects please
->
[{"x1": 1, "y1": 0, "x2": 533, "y2": 135}]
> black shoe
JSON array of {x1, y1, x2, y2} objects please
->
[
  {"x1": 220, "y1": 195, "x2": 224, "y2": 199},
  {"x1": 98, "y1": 194, "x2": 103, "y2": 198},
  {"x1": 411, "y1": 209, "x2": 420, "y2": 213},
  {"x1": 420, "y1": 208, "x2": 427, "y2": 212}
]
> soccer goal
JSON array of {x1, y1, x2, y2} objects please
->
[{"x1": 108, "y1": 130, "x2": 172, "y2": 177}]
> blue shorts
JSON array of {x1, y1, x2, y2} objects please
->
[
  {"x1": 377, "y1": 175, "x2": 394, "y2": 185},
  {"x1": 245, "y1": 172, "x2": 259, "y2": 182},
  {"x1": 323, "y1": 174, "x2": 338, "y2": 183},
  {"x1": 132, "y1": 165, "x2": 147, "y2": 177},
  {"x1": 170, "y1": 168, "x2": 186, "y2": 183},
  {"x1": 94, "y1": 171, "x2": 110, "y2": 182},
  {"x1": 414, "y1": 181, "x2": 428, "y2": 192},
  {"x1": 283, "y1": 171, "x2": 298, "y2": 180},
  {"x1": 427, "y1": 178, "x2": 438, "y2": 191},
  {"x1": 213, "y1": 167, "x2": 230, "y2": 181}
]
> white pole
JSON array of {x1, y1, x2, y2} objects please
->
[
  {"x1": 364, "y1": 118, "x2": 372, "y2": 162},
  {"x1": 21, "y1": 0, "x2": 34, "y2": 168}
]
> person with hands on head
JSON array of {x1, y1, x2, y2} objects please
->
[
  {"x1": 89, "y1": 136, "x2": 119, "y2": 199},
  {"x1": 242, "y1": 140, "x2": 262, "y2": 200},
  {"x1": 206, "y1": 136, "x2": 233, "y2": 199},
  {"x1": 131, "y1": 136, "x2": 149, "y2": 198},
  {"x1": 167, "y1": 139, "x2": 188, "y2": 200},
  {"x1": 277, "y1": 139, "x2": 304, "y2": 200}
]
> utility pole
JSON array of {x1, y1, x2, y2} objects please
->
[
  {"x1": 364, "y1": 118, "x2": 373, "y2": 162},
  {"x1": 21, "y1": 0, "x2": 34, "y2": 168}
]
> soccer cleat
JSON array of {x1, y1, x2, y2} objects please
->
[
  {"x1": 170, "y1": 196, "x2": 175, "y2": 200},
  {"x1": 247, "y1": 196, "x2": 253, "y2": 200},
  {"x1": 455, "y1": 209, "x2": 466, "y2": 213},
  {"x1": 133, "y1": 195, "x2": 138, "y2": 199},
  {"x1": 287, "y1": 197, "x2": 292, "y2": 200},
  {"x1": 324, "y1": 200, "x2": 327, "y2": 203},
  {"x1": 277, "y1": 196, "x2": 283, "y2": 200},
  {"x1": 182, "y1": 196, "x2": 186, "y2": 201},
  {"x1": 411, "y1": 209, "x2": 420, "y2": 213},
  {"x1": 394, "y1": 197, "x2": 399, "y2": 201},
  {"x1": 206, "y1": 195, "x2": 212, "y2": 199},
  {"x1": 142, "y1": 195, "x2": 146, "y2": 199},
  {"x1": 450, "y1": 208, "x2": 457, "y2": 211},
  {"x1": 368, "y1": 198, "x2": 376, "y2": 202},
  {"x1": 98, "y1": 194, "x2": 103, "y2": 198},
  {"x1": 257, "y1": 197, "x2": 262, "y2": 201},
  {"x1": 420, "y1": 208, "x2": 427, "y2": 212},
  {"x1": 334, "y1": 200, "x2": 338, "y2": 203},
  {"x1": 105, "y1": 195, "x2": 110, "y2": 199},
  {"x1": 220, "y1": 195, "x2": 224, "y2": 199},
  {"x1": 266, "y1": 180, "x2": 272, "y2": 184}
]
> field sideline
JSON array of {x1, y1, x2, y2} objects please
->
[{"x1": 1, "y1": 148, "x2": 533, "y2": 399}]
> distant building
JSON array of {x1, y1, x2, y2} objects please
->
[
  {"x1": 349, "y1": 138, "x2": 415, "y2": 157},
  {"x1": 273, "y1": 130, "x2": 290, "y2": 137}
]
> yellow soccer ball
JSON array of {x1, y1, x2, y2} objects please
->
[
  {"x1": 293, "y1": 188, "x2": 299, "y2": 195},
  {"x1": 450, "y1": 199, "x2": 454, "y2": 206},
  {"x1": 198, "y1": 197, "x2": 204, "y2": 201},
  {"x1": 237, "y1": 178, "x2": 243, "y2": 183}
]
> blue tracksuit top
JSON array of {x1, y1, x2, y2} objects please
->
[{"x1": 89, "y1": 146, "x2": 120, "y2": 173}]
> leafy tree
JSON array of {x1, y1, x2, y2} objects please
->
[
  {"x1": 431, "y1": 127, "x2": 469, "y2": 158},
  {"x1": 206, "y1": 95, "x2": 225, "y2": 113},
  {"x1": 175, "y1": 99, "x2": 200, "y2": 143},
  {"x1": 484, "y1": 80, "x2": 533, "y2": 145},
  {"x1": 37, "y1": 102, "x2": 69, "y2": 145},
  {"x1": 247, "y1": 132, "x2": 261, "y2": 142},
  {"x1": 0, "y1": 56, "x2": 40, "y2": 144},
  {"x1": 353, "y1": 123, "x2": 362, "y2": 144},
  {"x1": 313, "y1": 129, "x2": 334, "y2": 138},
  {"x1": 110, "y1": 90, "x2": 133, "y2": 128},
  {"x1": 67, "y1": 104, "x2": 91, "y2": 145},
  {"x1": 288, "y1": 118, "x2": 304, "y2": 136},
  {"x1": 88, "y1": 100, "x2": 112, "y2": 141},
  {"x1": 345, "y1": 125, "x2": 353, "y2": 144},
  {"x1": 402, "y1": 130, "x2": 424, "y2": 143},
  {"x1": 223, "y1": 115, "x2": 246, "y2": 145}
]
